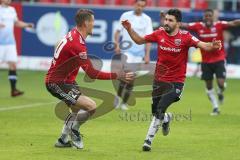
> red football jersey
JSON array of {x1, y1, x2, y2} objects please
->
[
  {"x1": 187, "y1": 21, "x2": 229, "y2": 63},
  {"x1": 46, "y1": 28, "x2": 117, "y2": 83},
  {"x1": 144, "y1": 27, "x2": 199, "y2": 83}
]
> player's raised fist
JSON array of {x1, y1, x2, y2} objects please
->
[{"x1": 121, "y1": 20, "x2": 131, "y2": 31}]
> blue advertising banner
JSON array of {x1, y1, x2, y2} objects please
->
[
  {"x1": 22, "y1": 4, "x2": 161, "y2": 59},
  {"x1": 22, "y1": 4, "x2": 240, "y2": 63}
]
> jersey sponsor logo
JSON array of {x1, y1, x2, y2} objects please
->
[
  {"x1": 159, "y1": 45, "x2": 181, "y2": 53},
  {"x1": 174, "y1": 39, "x2": 181, "y2": 46},
  {"x1": 199, "y1": 33, "x2": 217, "y2": 38},
  {"x1": 79, "y1": 52, "x2": 87, "y2": 59}
]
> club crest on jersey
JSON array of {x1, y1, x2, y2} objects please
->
[
  {"x1": 174, "y1": 39, "x2": 181, "y2": 46},
  {"x1": 79, "y1": 52, "x2": 87, "y2": 59},
  {"x1": 161, "y1": 39, "x2": 165, "y2": 43},
  {"x1": 211, "y1": 27, "x2": 216, "y2": 33}
]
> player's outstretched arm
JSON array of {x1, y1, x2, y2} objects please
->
[
  {"x1": 121, "y1": 20, "x2": 147, "y2": 45},
  {"x1": 81, "y1": 58, "x2": 135, "y2": 83},
  {"x1": 197, "y1": 39, "x2": 222, "y2": 52},
  {"x1": 82, "y1": 58, "x2": 117, "y2": 80},
  {"x1": 15, "y1": 20, "x2": 34, "y2": 29},
  {"x1": 180, "y1": 22, "x2": 189, "y2": 29},
  {"x1": 227, "y1": 19, "x2": 240, "y2": 27}
]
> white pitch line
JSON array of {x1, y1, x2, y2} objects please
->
[{"x1": 0, "y1": 102, "x2": 56, "y2": 112}]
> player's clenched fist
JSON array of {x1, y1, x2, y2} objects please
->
[{"x1": 121, "y1": 20, "x2": 132, "y2": 31}]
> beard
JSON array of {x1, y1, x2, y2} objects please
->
[
  {"x1": 204, "y1": 20, "x2": 213, "y2": 27},
  {"x1": 164, "y1": 25, "x2": 173, "y2": 34}
]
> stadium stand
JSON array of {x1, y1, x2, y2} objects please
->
[
  {"x1": 175, "y1": 0, "x2": 191, "y2": 8},
  {"x1": 75, "y1": 0, "x2": 88, "y2": 4},
  {"x1": 56, "y1": 0, "x2": 71, "y2": 3},
  {"x1": 11, "y1": 0, "x2": 240, "y2": 11},
  {"x1": 92, "y1": 0, "x2": 106, "y2": 5},
  {"x1": 195, "y1": 0, "x2": 208, "y2": 10},
  {"x1": 157, "y1": 0, "x2": 174, "y2": 7}
]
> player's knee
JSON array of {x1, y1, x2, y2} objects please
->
[
  {"x1": 217, "y1": 81, "x2": 226, "y2": 91},
  {"x1": 8, "y1": 62, "x2": 16, "y2": 70}
]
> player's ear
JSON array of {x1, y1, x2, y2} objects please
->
[{"x1": 84, "y1": 20, "x2": 89, "y2": 27}]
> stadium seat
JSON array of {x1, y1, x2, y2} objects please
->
[
  {"x1": 125, "y1": 0, "x2": 135, "y2": 6},
  {"x1": 146, "y1": 0, "x2": 153, "y2": 6},
  {"x1": 75, "y1": 0, "x2": 88, "y2": 4},
  {"x1": 157, "y1": 0, "x2": 173, "y2": 7},
  {"x1": 195, "y1": 0, "x2": 208, "y2": 10},
  {"x1": 119, "y1": 0, "x2": 152, "y2": 6},
  {"x1": 56, "y1": 0, "x2": 71, "y2": 3},
  {"x1": 114, "y1": 0, "x2": 124, "y2": 5},
  {"x1": 39, "y1": 0, "x2": 55, "y2": 3},
  {"x1": 175, "y1": 0, "x2": 191, "y2": 8},
  {"x1": 92, "y1": 0, "x2": 106, "y2": 5}
]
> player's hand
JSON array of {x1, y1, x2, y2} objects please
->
[
  {"x1": 115, "y1": 44, "x2": 121, "y2": 54},
  {"x1": 26, "y1": 23, "x2": 34, "y2": 28},
  {"x1": 117, "y1": 71, "x2": 135, "y2": 83},
  {"x1": 0, "y1": 23, "x2": 5, "y2": 28},
  {"x1": 121, "y1": 20, "x2": 131, "y2": 31},
  {"x1": 212, "y1": 39, "x2": 222, "y2": 50}
]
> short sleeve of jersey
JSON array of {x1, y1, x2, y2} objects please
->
[
  {"x1": 219, "y1": 21, "x2": 229, "y2": 30},
  {"x1": 144, "y1": 29, "x2": 160, "y2": 42},
  {"x1": 187, "y1": 22, "x2": 200, "y2": 32},
  {"x1": 12, "y1": 7, "x2": 18, "y2": 22},
  {"x1": 145, "y1": 17, "x2": 153, "y2": 35},
  {"x1": 116, "y1": 13, "x2": 125, "y2": 31},
  {"x1": 186, "y1": 32, "x2": 200, "y2": 47}
]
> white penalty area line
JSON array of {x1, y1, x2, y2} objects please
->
[{"x1": 0, "y1": 102, "x2": 56, "y2": 112}]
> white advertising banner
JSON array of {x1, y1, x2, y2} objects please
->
[{"x1": 1, "y1": 56, "x2": 240, "y2": 79}]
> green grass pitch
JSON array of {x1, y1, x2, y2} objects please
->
[{"x1": 0, "y1": 70, "x2": 239, "y2": 160}]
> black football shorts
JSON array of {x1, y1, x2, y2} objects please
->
[
  {"x1": 201, "y1": 60, "x2": 226, "y2": 80},
  {"x1": 46, "y1": 82, "x2": 81, "y2": 106}
]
